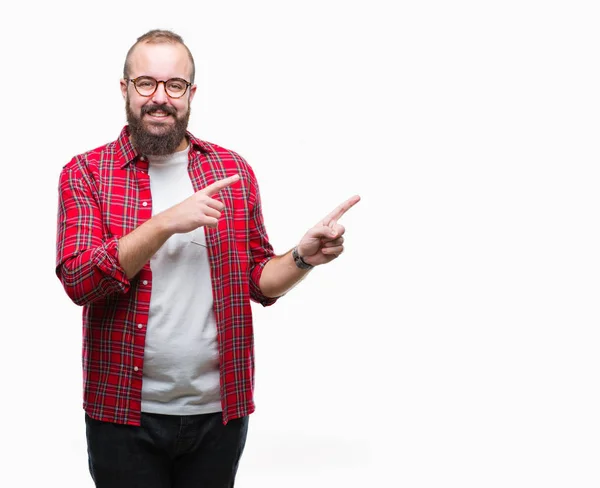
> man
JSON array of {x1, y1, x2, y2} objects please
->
[{"x1": 55, "y1": 29, "x2": 359, "y2": 488}]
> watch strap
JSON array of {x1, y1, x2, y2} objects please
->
[{"x1": 292, "y1": 246, "x2": 314, "y2": 269}]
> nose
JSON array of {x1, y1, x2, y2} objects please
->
[{"x1": 151, "y1": 81, "x2": 169, "y2": 104}]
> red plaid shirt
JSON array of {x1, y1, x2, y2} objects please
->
[{"x1": 55, "y1": 126, "x2": 277, "y2": 426}]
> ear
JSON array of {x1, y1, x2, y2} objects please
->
[
  {"x1": 188, "y1": 84, "x2": 197, "y2": 104},
  {"x1": 120, "y1": 79, "x2": 128, "y2": 101}
]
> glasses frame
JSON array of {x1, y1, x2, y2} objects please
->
[{"x1": 127, "y1": 76, "x2": 192, "y2": 99}]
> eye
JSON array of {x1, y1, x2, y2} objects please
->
[
  {"x1": 137, "y1": 80, "x2": 154, "y2": 88},
  {"x1": 167, "y1": 80, "x2": 185, "y2": 91}
]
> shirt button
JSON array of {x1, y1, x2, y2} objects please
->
[
  {"x1": 134, "y1": 366, "x2": 139, "y2": 372},
  {"x1": 142, "y1": 202, "x2": 148, "y2": 207},
  {"x1": 142, "y1": 280, "x2": 148, "y2": 285},
  {"x1": 137, "y1": 324, "x2": 143, "y2": 329}
]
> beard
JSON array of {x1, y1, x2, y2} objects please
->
[{"x1": 126, "y1": 96, "x2": 191, "y2": 156}]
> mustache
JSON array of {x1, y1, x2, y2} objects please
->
[{"x1": 141, "y1": 104, "x2": 177, "y2": 117}]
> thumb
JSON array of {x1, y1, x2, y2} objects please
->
[{"x1": 309, "y1": 225, "x2": 337, "y2": 240}]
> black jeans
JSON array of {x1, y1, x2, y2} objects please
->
[{"x1": 85, "y1": 411, "x2": 249, "y2": 488}]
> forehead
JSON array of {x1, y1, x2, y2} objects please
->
[{"x1": 128, "y1": 42, "x2": 192, "y2": 79}]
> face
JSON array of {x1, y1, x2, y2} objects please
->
[{"x1": 121, "y1": 42, "x2": 197, "y2": 156}]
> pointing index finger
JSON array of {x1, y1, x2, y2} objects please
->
[
  {"x1": 324, "y1": 194, "x2": 361, "y2": 227},
  {"x1": 201, "y1": 174, "x2": 240, "y2": 197}
]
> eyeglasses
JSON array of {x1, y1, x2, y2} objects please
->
[{"x1": 127, "y1": 76, "x2": 192, "y2": 99}]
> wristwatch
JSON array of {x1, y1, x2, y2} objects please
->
[{"x1": 292, "y1": 246, "x2": 314, "y2": 270}]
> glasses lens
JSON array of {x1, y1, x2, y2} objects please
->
[
  {"x1": 134, "y1": 77, "x2": 157, "y2": 96},
  {"x1": 165, "y1": 79, "x2": 188, "y2": 98}
]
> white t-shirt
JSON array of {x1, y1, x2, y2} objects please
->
[{"x1": 141, "y1": 145, "x2": 221, "y2": 415}]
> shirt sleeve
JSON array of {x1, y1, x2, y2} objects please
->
[
  {"x1": 246, "y1": 167, "x2": 278, "y2": 307},
  {"x1": 55, "y1": 161, "x2": 130, "y2": 306}
]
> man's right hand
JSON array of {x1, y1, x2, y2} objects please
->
[{"x1": 160, "y1": 174, "x2": 240, "y2": 233}]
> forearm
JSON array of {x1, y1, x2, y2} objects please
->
[
  {"x1": 118, "y1": 213, "x2": 173, "y2": 279},
  {"x1": 259, "y1": 250, "x2": 312, "y2": 298}
]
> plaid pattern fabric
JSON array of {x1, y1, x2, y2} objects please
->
[{"x1": 55, "y1": 126, "x2": 277, "y2": 426}]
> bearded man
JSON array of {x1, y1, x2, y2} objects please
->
[{"x1": 55, "y1": 29, "x2": 360, "y2": 488}]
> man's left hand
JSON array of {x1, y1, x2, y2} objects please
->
[{"x1": 297, "y1": 195, "x2": 361, "y2": 267}]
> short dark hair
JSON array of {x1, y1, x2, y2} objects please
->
[{"x1": 123, "y1": 29, "x2": 196, "y2": 83}]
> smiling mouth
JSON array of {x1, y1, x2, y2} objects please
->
[{"x1": 146, "y1": 111, "x2": 172, "y2": 118}]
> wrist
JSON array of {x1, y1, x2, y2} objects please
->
[
  {"x1": 292, "y1": 246, "x2": 314, "y2": 270},
  {"x1": 152, "y1": 212, "x2": 176, "y2": 238}
]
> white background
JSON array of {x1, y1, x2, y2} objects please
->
[{"x1": 1, "y1": 0, "x2": 599, "y2": 486}]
